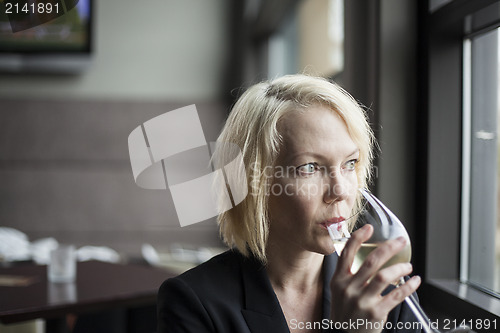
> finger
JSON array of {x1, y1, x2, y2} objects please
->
[
  {"x1": 377, "y1": 275, "x2": 421, "y2": 313},
  {"x1": 353, "y1": 236, "x2": 407, "y2": 284},
  {"x1": 336, "y1": 224, "x2": 373, "y2": 274},
  {"x1": 362, "y1": 262, "x2": 413, "y2": 297}
]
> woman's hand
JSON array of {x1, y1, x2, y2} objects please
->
[{"x1": 330, "y1": 225, "x2": 421, "y2": 333}]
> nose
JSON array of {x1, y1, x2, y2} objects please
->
[{"x1": 323, "y1": 171, "x2": 350, "y2": 204}]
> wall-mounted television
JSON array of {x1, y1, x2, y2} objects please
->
[{"x1": 0, "y1": 0, "x2": 93, "y2": 73}]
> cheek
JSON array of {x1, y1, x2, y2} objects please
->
[
  {"x1": 343, "y1": 172, "x2": 359, "y2": 209},
  {"x1": 355, "y1": 166, "x2": 364, "y2": 188},
  {"x1": 346, "y1": 169, "x2": 359, "y2": 189},
  {"x1": 274, "y1": 177, "x2": 324, "y2": 201},
  {"x1": 268, "y1": 179, "x2": 318, "y2": 220}
]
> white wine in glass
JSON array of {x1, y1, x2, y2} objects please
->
[{"x1": 332, "y1": 241, "x2": 412, "y2": 276}]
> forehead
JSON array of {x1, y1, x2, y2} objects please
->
[{"x1": 277, "y1": 106, "x2": 357, "y2": 160}]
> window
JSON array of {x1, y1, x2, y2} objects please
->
[
  {"x1": 423, "y1": 0, "x2": 500, "y2": 323},
  {"x1": 463, "y1": 23, "x2": 500, "y2": 295},
  {"x1": 267, "y1": 0, "x2": 344, "y2": 78}
]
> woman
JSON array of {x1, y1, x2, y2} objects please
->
[{"x1": 157, "y1": 74, "x2": 421, "y2": 333}]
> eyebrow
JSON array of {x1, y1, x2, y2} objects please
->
[
  {"x1": 346, "y1": 148, "x2": 360, "y2": 158},
  {"x1": 286, "y1": 148, "x2": 360, "y2": 163}
]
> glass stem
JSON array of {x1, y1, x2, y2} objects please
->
[{"x1": 397, "y1": 278, "x2": 441, "y2": 333}]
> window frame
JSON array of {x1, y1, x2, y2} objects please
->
[{"x1": 418, "y1": 0, "x2": 500, "y2": 324}]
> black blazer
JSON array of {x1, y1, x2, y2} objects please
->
[{"x1": 157, "y1": 250, "x2": 420, "y2": 333}]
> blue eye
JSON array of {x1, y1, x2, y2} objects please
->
[
  {"x1": 343, "y1": 159, "x2": 358, "y2": 171},
  {"x1": 296, "y1": 162, "x2": 318, "y2": 176}
]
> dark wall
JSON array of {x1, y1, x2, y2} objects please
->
[{"x1": 0, "y1": 99, "x2": 227, "y2": 258}]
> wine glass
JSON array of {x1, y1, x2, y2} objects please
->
[{"x1": 327, "y1": 188, "x2": 474, "y2": 333}]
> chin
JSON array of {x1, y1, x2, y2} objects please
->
[
  {"x1": 313, "y1": 242, "x2": 336, "y2": 256},
  {"x1": 316, "y1": 235, "x2": 336, "y2": 255},
  {"x1": 322, "y1": 248, "x2": 337, "y2": 256}
]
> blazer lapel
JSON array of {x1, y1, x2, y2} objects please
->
[
  {"x1": 239, "y1": 255, "x2": 290, "y2": 333},
  {"x1": 238, "y1": 252, "x2": 339, "y2": 333},
  {"x1": 321, "y1": 252, "x2": 338, "y2": 321}
]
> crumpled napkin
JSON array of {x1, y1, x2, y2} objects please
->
[
  {"x1": 30, "y1": 237, "x2": 59, "y2": 264},
  {"x1": 0, "y1": 227, "x2": 31, "y2": 262},
  {"x1": 77, "y1": 246, "x2": 121, "y2": 263},
  {"x1": 0, "y1": 227, "x2": 121, "y2": 264}
]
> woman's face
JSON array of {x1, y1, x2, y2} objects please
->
[{"x1": 267, "y1": 105, "x2": 359, "y2": 256}]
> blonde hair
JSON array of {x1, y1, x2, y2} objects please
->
[{"x1": 214, "y1": 74, "x2": 375, "y2": 263}]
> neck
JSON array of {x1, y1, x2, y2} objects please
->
[{"x1": 265, "y1": 241, "x2": 324, "y2": 293}]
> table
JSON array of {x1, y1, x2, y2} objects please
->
[{"x1": 0, "y1": 261, "x2": 175, "y2": 331}]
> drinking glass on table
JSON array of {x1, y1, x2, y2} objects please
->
[{"x1": 48, "y1": 244, "x2": 76, "y2": 283}]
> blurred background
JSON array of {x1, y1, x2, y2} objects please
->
[
  {"x1": 0, "y1": 0, "x2": 418, "y2": 266},
  {"x1": 0, "y1": 0, "x2": 499, "y2": 332}
]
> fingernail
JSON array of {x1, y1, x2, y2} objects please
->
[
  {"x1": 362, "y1": 224, "x2": 372, "y2": 232},
  {"x1": 396, "y1": 236, "x2": 406, "y2": 244},
  {"x1": 412, "y1": 275, "x2": 421, "y2": 285}
]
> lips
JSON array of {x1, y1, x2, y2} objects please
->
[
  {"x1": 326, "y1": 217, "x2": 345, "y2": 224},
  {"x1": 321, "y1": 217, "x2": 345, "y2": 229}
]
